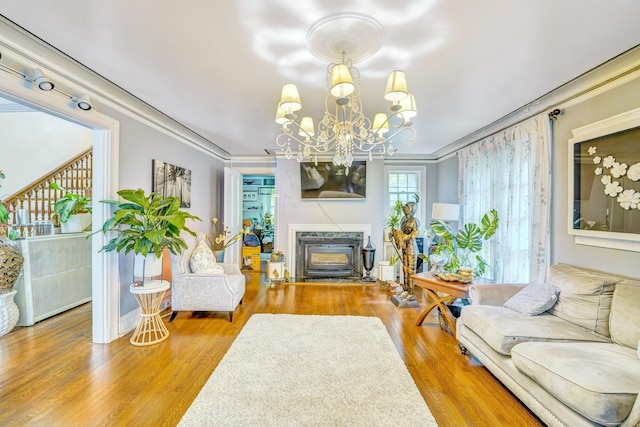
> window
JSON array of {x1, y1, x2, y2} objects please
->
[
  {"x1": 458, "y1": 114, "x2": 550, "y2": 283},
  {"x1": 385, "y1": 166, "x2": 426, "y2": 227}
]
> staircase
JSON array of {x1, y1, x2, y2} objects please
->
[{"x1": 3, "y1": 148, "x2": 93, "y2": 233}]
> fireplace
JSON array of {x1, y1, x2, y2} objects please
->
[
  {"x1": 288, "y1": 224, "x2": 372, "y2": 281},
  {"x1": 296, "y1": 232, "x2": 363, "y2": 280}
]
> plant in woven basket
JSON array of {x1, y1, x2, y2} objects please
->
[{"x1": 0, "y1": 170, "x2": 23, "y2": 296}]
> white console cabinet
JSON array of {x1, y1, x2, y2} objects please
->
[{"x1": 13, "y1": 232, "x2": 92, "y2": 326}]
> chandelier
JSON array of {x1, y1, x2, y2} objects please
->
[{"x1": 275, "y1": 13, "x2": 417, "y2": 170}]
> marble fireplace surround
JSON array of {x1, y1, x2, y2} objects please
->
[{"x1": 287, "y1": 224, "x2": 372, "y2": 281}]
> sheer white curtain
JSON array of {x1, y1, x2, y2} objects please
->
[{"x1": 458, "y1": 113, "x2": 551, "y2": 283}]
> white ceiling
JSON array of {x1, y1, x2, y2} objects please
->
[{"x1": 2, "y1": 1, "x2": 640, "y2": 159}]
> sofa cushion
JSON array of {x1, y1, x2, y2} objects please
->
[
  {"x1": 189, "y1": 241, "x2": 224, "y2": 274},
  {"x1": 459, "y1": 305, "x2": 607, "y2": 355},
  {"x1": 609, "y1": 279, "x2": 640, "y2": 349},
  {"x1": 512, "y1": 342, "x2": 640, "y2": 426},
  {"x1": 503, "y1": 283, "x2": 559, "y2": 315},
  {"x1": 547, "y1": 264, "x2": 618, "y2": 337}
]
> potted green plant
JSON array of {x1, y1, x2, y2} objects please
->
[
  {"x1": 384, "y1": 199, "x2": 403, "y2": 242},
  {"x1": 426, "y1": 209, "x2": 499, "y2": 277},
  {"x1": 50, "y1": 182, "x2": 92, "y2": 233},
  {"x1": 97, "y1": 188, "x2": 201, "y2": 281}
]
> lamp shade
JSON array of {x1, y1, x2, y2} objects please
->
[
  {"x1": 372, "y1": 113, "x2": 389, "y2": 135},
  {"x1": 432, "y1": 203, "x2": 460, "y2": 221},
  {"x1": 399, "y1": 93, "x2": 417, "y2": 121},
  {"x1": 330, "y1": 64, "x2": 355, "y2": 98},
  {"x1": 279, "y1": 84, "x2": 302, "y2": 113},
  {"x1": 384, "y1": 70, "x2": 408, "y2": 102},
  {"x1": 299, "y1": 116, "x2": 315, "y2": 137},
  {"x1": 275, "y1": 106, "x2": 290, "y2": 124}
]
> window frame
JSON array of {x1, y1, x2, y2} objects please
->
[{"x1": 384, "y1": 165, "x2": 427, "y2": 231}]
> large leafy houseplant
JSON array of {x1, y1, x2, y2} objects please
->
[
  {"x1": 50, "y1": 182, "x2": 92, "y2": 223},
  {"x1": 428, "y1": 209, "x2": 499, "y2": 276},
  {"x1": 98, "y1": 188, "x2": 201, "y2": 258}
]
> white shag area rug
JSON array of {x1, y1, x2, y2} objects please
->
[{"x1": 179, "y1": 314, "x2": 438, "y2": 427}]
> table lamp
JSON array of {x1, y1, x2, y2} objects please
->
[{"x1": 431, "y1": 203, "x2": 460, "y2": 223}]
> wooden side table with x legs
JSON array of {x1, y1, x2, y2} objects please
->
[
  {"x1": 413, "y1": 272, "x2": 492, "y2": 337},
  {"x1": 129, "y1": 280, "x2": 170, "y2": 346}
]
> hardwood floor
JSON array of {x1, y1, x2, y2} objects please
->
[{"x1": 0, "y1": 273, "x2": 543, "y2": 426}]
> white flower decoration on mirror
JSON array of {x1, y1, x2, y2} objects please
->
[
  {"x1": 628, "y1": 163, "x2": 640, "y2": 181},
  {"x1": 602, "y1": 155, "x2": 616, "y2": 168},
  {"x1": 610, "y1": 162, "x2": 628, "y2": 178},
  {"x1": 604, "y1": 181, "x2": 623, "y2": 197},
  {"x1": 588, "y1": 146, "x2": 639, "y2": 211},
  {"x1": 617, "y1": 189, "x2": 640, "y2": 210}
]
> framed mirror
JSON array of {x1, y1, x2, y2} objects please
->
[{"x1": 568, "y1": 107, "x2": 640, "y2": 252}]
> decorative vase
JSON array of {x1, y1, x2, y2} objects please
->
[
  {"x1": 362, "y1": 235, "x2": 376, "y2": 281},
  {"x1": 0, "y1": 290, "x2": 19, "y2": 336},
  {"x1": 214, "y1": 250, "x2": 225, "y2": 263},
  {"x1": 60, "y1": 213, "x2": 92, "y2": 233},
  {"x1": 0, "y1": 236, "x2": 24, "y2": 295},
  {"x1": 0, "y1": 236, "x2": 23, "y2": 336}
]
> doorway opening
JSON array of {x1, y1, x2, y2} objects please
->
[{"x1": 240, "y1": 174, "x2": 275, "y2": 272}]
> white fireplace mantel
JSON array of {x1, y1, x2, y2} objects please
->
[{"x1": 287, "y1": 224, "x2": 372, "y2": 280}]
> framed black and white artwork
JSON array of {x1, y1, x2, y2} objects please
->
[{"x1": 152, "y1": 159, "x2": 192, "y2": 208}]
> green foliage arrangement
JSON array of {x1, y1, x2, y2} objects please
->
[
  {"x1": 97, "y1": 188, "x2": 201, "y2": 258},
  {"x1": 428, "y1": 209, "x2": 499, "y2": 276},
  {"x1": 50, "y1": 182, "x2": 92, "y2": 223}
]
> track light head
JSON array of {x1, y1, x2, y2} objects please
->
[
  {"x1": 32, "y1": 68, "x2": 54, "y2": 91},
  {"x1": 73, "y1": 94, "x2": 92, "y2": 111}
]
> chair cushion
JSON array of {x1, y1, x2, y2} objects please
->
[
  {"x1": 189, "y1": 241, "x2": 224, "y2": 274},
  {"x1": 503, "y1": 283, "x2": 559, "y2": 315},
  {"x1": 547, "y1": 264, "x2": 618, "y2": 337},
  {"x1": 512, "y1": 342, "x2": 640, "y2": 426},
  {"x1": 459, "y1": 305, "x2": 608, "y2": 355}
]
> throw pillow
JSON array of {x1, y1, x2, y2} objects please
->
[
  {"x1": 190, "y1": 241, "x2": 224, "y2": 274},
  {"x1": 503, "y1": 283, "x2": 560, "y2": 316}
]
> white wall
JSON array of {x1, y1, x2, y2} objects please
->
[
  {"x1": 0, "y1": 111, "x2": 92, "y2": 195},
  {"x1": 274, "y1": 157, "x2": 386, "y2": 267},
  {"x1": 551, "y1": 76, "x2": 640, "y2": 276},
  {"x1": 96, "y1": 102, "x2": 226, "y2": 315}
]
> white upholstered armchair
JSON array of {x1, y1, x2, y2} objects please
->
[{"x1": 169, "y1": 232, "x2": 246, "y2": 322}]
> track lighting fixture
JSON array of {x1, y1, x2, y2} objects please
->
[
  {"x1": 73, "y1": 94, "x2": 92, "y2": 111},
  {"x1": 32, "y1": 68, "x2": 54, "y2": 91},
  {"x1": 0, "y1": 52, "x2": 94, "y2": 112}
]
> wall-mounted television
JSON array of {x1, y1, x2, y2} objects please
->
[{"x1": 300, "y1": 161, "x2": 366, "y2": 199}]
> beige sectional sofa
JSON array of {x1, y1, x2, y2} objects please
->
[{"x1": 457, "y1": 264, "x2": 640, "y2": 427}]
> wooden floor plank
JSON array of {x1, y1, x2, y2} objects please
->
[{"x1": 0, "y1": 273, "x2": 543, "y2": 426}]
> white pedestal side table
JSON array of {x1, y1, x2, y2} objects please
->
[{"x1": 129, "y1": 280, "x2": 170, "y2": 346}]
